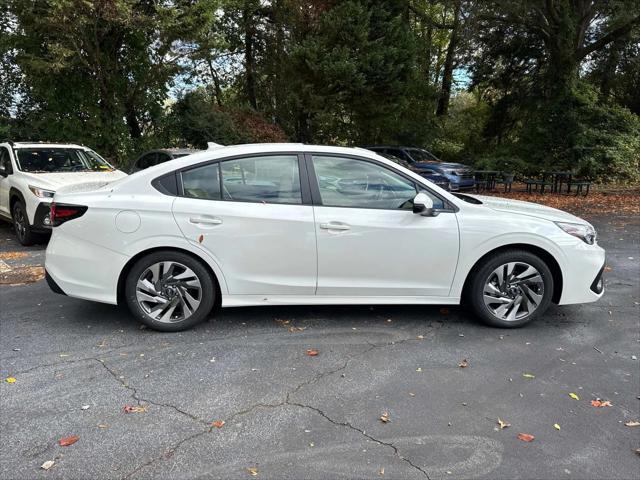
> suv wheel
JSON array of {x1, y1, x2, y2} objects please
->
[
  {"x1": 468, "y1": 250, "x2": 553, "y2": 328},
  {"x1": 12, "y1": 200, "x2": 35, "y2": 246},
  {"x1": 124, "y1": 251, "x2": 216, "y2": 332}
]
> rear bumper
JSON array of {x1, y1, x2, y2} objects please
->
[{"x1": 45, "y1": 270, "x2": 67, "y2": 295}]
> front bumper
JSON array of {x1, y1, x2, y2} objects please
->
[
  {"x1": 32, "y1": 203, "x2": 52, "y2": 232},
  {"x1": 558, "y1": 243, "x2": 606, "y2": 305}
]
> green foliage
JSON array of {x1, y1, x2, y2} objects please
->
[{"x1": 2, "y1": 0, "x2": 639, "y2": 180}]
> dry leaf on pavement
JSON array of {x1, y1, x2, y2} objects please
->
[
  {"x1": 522, "y1": 373, "x2": 535, "y2": 379},
  {"x1": 380, "y1": 412, "x2": 390, "y2": 423},
  {"x1": 458, "y1": 359, "x2": 469, "y2": 368},
  {"x1": 378, "y1": 467, "x2": 385, "y2": 476},
  {"x1": 590, "y1": 399, "x2": 612, "y2": 407},
  {"x1": 247, "y1": 467, "x2": 259, "y2": 476},
  {"x1": 517, "y1": 433, "x2": 535, "y2": 442},
  {"x1": 624, "y1": 420, "x2": 640, "y2": 427},
  {"x1": 497, "y1": 418, "x2": 510, "y2": 429},
  {"x1": 123, "y1": 405, "x2": 148, "y2": 413},
  {"x1": 58, "y1": 435, "x2": 80, "y2": 447},
  {"x1": 554, "y1": 423, "x2": 561, "y2": 430},
  {"x1": 41, "y1": 460, "x2": 55, "y2": 470},
  {"x1": 569, "y1": 393, "x2": 580, "y2": 400},
  {"x1": 5, "y1": 377, "x2": 16, "y2": 384},
  {"x1": 305, "y1": 349, "x2": 319, "y2": 356},
  {"x1": 211, "y1": 420, "x2": 225, "y2": 428}
]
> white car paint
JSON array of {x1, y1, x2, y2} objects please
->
[
  {"x1": 0, "y1": 142, "x2": 127, "y2": 231},
  {"x1": 44, "y1": 143, "x2": 604, "y2": 318}
]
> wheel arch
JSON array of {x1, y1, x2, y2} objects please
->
[
  {"x1": 116, "y1": 246, "x2": 223, "y2": 310},
  {"x1": 9, "y1": 187, "x2": 26, "y2": 216},
  {"x1": 461, "y1": 243, "x2": 563, "y2": 304}
]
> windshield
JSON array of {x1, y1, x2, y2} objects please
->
[
  {"x1": 407, "y1": 149, "x2": 439, "y2": 162},
  {"x1": 15, "y1": 148, "x2": 115, "y2": 173}
]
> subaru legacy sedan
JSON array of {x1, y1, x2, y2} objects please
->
[{"x1": 45, "y1": 144, "x2": 604, "y2": 332}]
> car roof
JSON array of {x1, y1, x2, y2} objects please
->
[
  {"x1": 10, "y1": 142, "x2": 89, "y2": 149},
  {"x1": 141, "y1": 148, "x2": 199, "y2": 156}
]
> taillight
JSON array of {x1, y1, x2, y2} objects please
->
[{"x1": 50, "y1": 202, "x2": 88, "y2": 227}]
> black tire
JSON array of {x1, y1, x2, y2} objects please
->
[
  {"x1": 468, "y1": 249, "x2": 554, "y2": 328},
  {"x1": 12, "y1": 200, "x2": 35, "y2": 246},
  {"x1": 124, "y1": 250, "x2": 216, "y2": 332}
]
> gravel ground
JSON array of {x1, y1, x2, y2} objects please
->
[{"x1": 0, "y1": 214, "x2": 638, "y2": 480}]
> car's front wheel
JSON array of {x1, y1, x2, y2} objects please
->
[
  {"x1": 12, "y1": 200, "x2": 35, "y2": 246},
  {"x1": 468, "y1": 250, "x2": 554, "y2": 328},
  {"x1": 124, "y1": 251, "x2": 216, "y2": 332}
]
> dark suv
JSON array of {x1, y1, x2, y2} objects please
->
[
  {"x1": 130, "y1": 148, "x2": 198, "y2": 173},
  {"x1": 364, "y1": 146, "x2": 475, "y2": 191}
]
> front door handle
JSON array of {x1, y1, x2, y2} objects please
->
[
  {"x1": 320, "y1": 222, "x2": 350, "y2": 231},
  {"x1": 189, "y1": 216, "x2": 223, "y2": 226}
]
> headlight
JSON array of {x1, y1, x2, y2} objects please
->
[
  {"x1": 28, "y1": 185, "x2": 56, "y2": 198},
  {"x1": 555, "y1": 221, "x2": 596, "y2": 245}
]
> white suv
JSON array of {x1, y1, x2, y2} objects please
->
[{"x1": 0, "y1": 142, "x2": 127, "y2": 245}]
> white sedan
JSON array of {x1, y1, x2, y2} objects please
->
[{"x1": 44, "y1": 144, "x2": 605, "y2": 331}]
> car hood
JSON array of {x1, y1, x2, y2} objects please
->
[
  {"x1": 469, "y1": 194, "x2": 590, "y2": 225},
  {"x1": 19, "y1": 170, "x2": 127, "y2": 191}
]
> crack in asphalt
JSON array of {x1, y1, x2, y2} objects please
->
[{"x1": 114, "y1": 336, "x2": 436, "y2": 479}]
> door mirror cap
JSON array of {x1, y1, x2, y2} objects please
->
[{"x1": 413, "y1": 192, "x2": 439, "y2": 216}]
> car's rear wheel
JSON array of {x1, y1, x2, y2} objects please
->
[
  {"x1": 468, "y1": 250, "x2": 553, "y2": 328},
  {"x1": 12, "y1": 200, "x2": 35, "y2": 246},
  {"x1": 124, "y1": 251, "x2": 216, "y2": 332}
]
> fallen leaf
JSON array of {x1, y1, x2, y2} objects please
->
[
  {"x1": 123, "y1": 405, "x2": 148, "y2": 413},
  {"x1": 247, "y1": 467, "x2": 259, "y2": 476},
  {"x1": 378, "y1": 467, "x2": 385, "y2": 476},
  {"x1": 81, "y1": 405, "x2": 90, "y2": 410},
  {"x1": 97, "y1": 424, "x2": 109, "y2": 429},
  {"x1": 417, "y1": 335, "x2": 424, "y2": 339},
  {"x1": 211, "y1": 420, "x2": 225, "y2": 428},
  {"x1": 458, "y1": 359, "x2": 469, "y2": 368},
  {"x1": 439, "y1": 307, "x2": 450, "y2": 315},
  {"x1": 624, "y1": 420, "x2": 640, "y2": 427},
  {"x1": 41, "y1": 460, "x2": 55, "y2": 470},
  {"x1": 604, "y1": 266, "x2": 612, "y2": 272},
  {"x1": 416, "y1": 367, "x2": 422, "y2": 372},
  {"x1": 569, "y1": 393, "x2": 580, "y2": 400},
  {"x1": 522, "y1": 373, "x2": 535, "y2": 379},
  {"x1": 288, "y1": 326, "x2": 305, "y2": 333},
  {"x1": 58, "y1": 435, "x2": 80, "y2": 447},
  {"x1": 275, "y1": 319, "x2": 290, "y2": 325},
  {"x1": 305, "y1": 349, "x2": 319, "y2": 357},
  {"x1": 5, "y1": 377, "x2": 16, "y2": 384},
  {"x1": 380, "y1": 412, "x2": 390, "y2": 423},
  {"x1": 554, "y1": 423, "x2": 561, "y2": 430},
  {"x1": 497, "y1": 418, "x2": 510, "y2": 430},
  {"x1": 517, "y1": 433, "x2": 535, "y2": 442},
  {"x1": 590, "y1": 399, "x2": 612, "y2": 407},
  {"x1": 636, "y1": 448, "x2": 640, "y2": 456}
]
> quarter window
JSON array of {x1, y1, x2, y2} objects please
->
[
  {"x1": 312, "y1": 155, "x2": 418, "y2": 210},
  {"x1": 182, "y1": 163, "x2": 221, "y2": 200},
  {"x1": 221, "y1": 155, "x2": 301, "y2": 204}
]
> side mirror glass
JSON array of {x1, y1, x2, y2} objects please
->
[
  {"x1": 413, "y1": 192, "x2": 438, "y2": 216},
  {"x1": 0, "y1": 164, "x2": 8, "y2": 177}
]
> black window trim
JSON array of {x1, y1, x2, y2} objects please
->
[
  {"x1": 167, "y1": 152, "x2": 311, "y2": 206},
  {"x1": 304, "y1": 152, "x2": 458, "y2": 213},
  {"x1": 0, "y1": 146, "x2": 13, "y2": 175}
]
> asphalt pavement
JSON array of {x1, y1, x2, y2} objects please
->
[{"x1": 0, "y1": 215, "x2": 639, "y2": 480}]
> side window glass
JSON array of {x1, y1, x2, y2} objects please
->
[
  {"x1": 312, "y1": 155, "x2": 418, "y2": 210},
  {"x1": 156, "y1": 153, "x2": 171, "y2": 165},
  {"x1": 220, "y1": 155, "x2": 301, "y2": 204},
  {"x1": 182, "y1": 163, "x2": 221, "y2": 199},
  {"x1": 0, "y1": 148, "x2": 12, "y2": 174}
]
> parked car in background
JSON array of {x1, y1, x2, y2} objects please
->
[
  {"x1": 130, "y1": 148, "x2": 199, "y2": 173},
  {"x1": 0, "y1": 142, "x2": 127, "y2": 245},
  {"x1": 45, "y1": 143, "x2": 604, "y2": 332},
  {"x1": 365, "y1": 146, "x2": 475, "y2": 191},
  {"x1": 376, "y1": 151, "x2": 451, "y2": 190}
]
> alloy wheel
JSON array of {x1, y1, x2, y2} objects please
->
[
  {"x1": 14, "y1": 206, "x2": 26, "y2": 241},
  {"x1": 135, "y1": 261, "x2": 202, "y2": 323},
  {"x1": 482, "y1": 262, "x2": 544, "y2": 322}
]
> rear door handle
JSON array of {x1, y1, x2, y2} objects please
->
[
  {"x1": 320, "y1": 222, "x2": 350, "y2": 231},
  {"x1": 189, "y1": 216, "x2": 223, "y2": 226}
]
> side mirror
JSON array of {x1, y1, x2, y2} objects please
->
[
  {"x1": 413, "y1": 192, "x2": 439, "y2": 217},
  {"x1": 0, "y1": 164, "x2": 8, "y2": 177}
]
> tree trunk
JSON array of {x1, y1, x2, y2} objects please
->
[
  {"x1": 436, "y1": 0, "x2": 461, "y2": 116},
  {"x1": 124, "y1": 100, "x2": 142, "y2": 139},
  {"x1": 243, "y1": 1, "x2": 258, "y2": 110}
]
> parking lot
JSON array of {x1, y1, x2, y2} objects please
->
[{"x1": 0, "y1": 214, "x2": 638, "y2": 479}]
